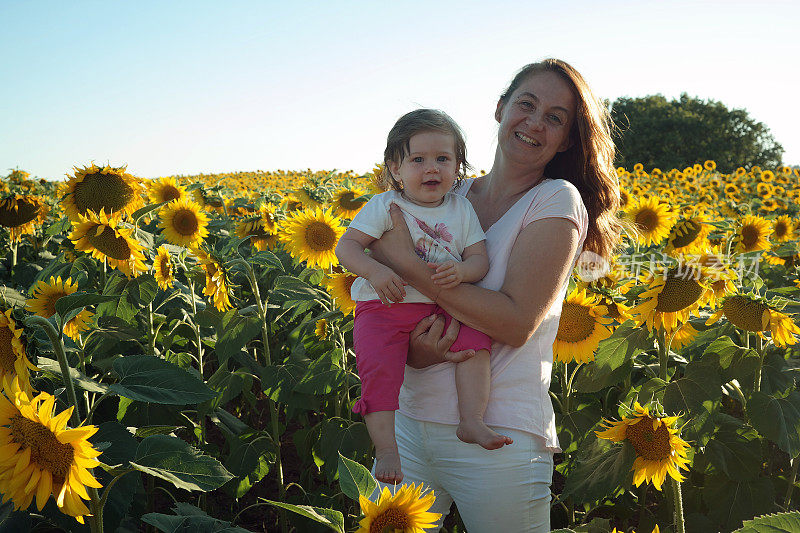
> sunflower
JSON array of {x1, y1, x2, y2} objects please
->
[
  {"x1": 148, "y1": 177, "x2": 186, "y2": 205},
  {"x1": 0, "y1": 310, "x2": 36, "y2": 389},
  {"x1": 368, "y1": 164, "x2": 387, "y2": 194},
  {"x1": 553, "y1": 289, "x2": 614, "y2": 364},
  {"x1": 281, "y1": 195, "x2": 304, "y2": 213},
  {"x1": 624, "y1": 197, "x2": 677, "y2": 247},
  {"x1": 664, "y1": 215, "x2": 712, "y2": 255},
  {"x1": 696, "y1": 247, "x2": 736, "y2": 306},
  {"x1": 0, "y1": 194, "x2": 50, "y2": 242},
  {"x1": 324, "y1": 270, "x2": 358, "y2": 315},
  {"x1": 191, "y1": 188, "x2": 225, "y2": 212},
  {"x1": 294, "y1": 187, "x2": 325, "y2": 209},
  {"x1": 731, "y1": 215, "x2": 772, "y2": 254},
  {"x1": 69, "y1": 210, "x2": 147, "y2": 277},
  {"x1": 234, "y1": 204, "x2": 279, "y2": 251},
  {"x1": 330, "y1": 186, "x2": 368, "y2": 219},
  {"x1": 194, "y1": 249, "x2": 232, "y2": 311},
  {"x1": 153, "y1": 246, "x2": 175, "y2": 290},
  {"x1": 630, "y1": 263, "x2": 713, "y2": 334},
  {"x1": 315, "y1": 319, "x2": 328, "y2": 340},
  {"x1": 159, "y1": 198, "x2": 209, "y2": 248},
  {"x1": 0, "y1": 376, "x2": 102, "y2": 523},
  {"x1": 61, "y1": 163, "x2": 144, "y2": 221},
  {"x1": 356, "y1": 483, "x2": 441, "y2": 533},
  {"x1": 596, "y1": 402, "x2": 690, "y2": 491},
  {"x1": 26, "y1": 276, "x2": 94, "y2": 341},
  {"x1": 707, "y1": 293, "x2": 800, "y2": 347},
  {"x1": 279, "y1": 207, "x2": 345, "y2": 270},
  {"x1": 772, "y1": 215, "x2": 795, "y2": 243},
  {"x1": 618, "y1": 188, "x2": 632, "y2": 210}
]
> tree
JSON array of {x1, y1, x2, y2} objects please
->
[{"x1": 610, "y1": 93, "x2": 783, "y2": 172}]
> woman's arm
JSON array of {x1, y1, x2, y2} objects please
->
[{"x1": 372, "y1": 204, "x2": 580, "y2": 347}]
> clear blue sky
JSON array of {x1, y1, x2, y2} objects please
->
[{"x1": 2, "y1": 1, "x2": 798, "y2": 180}]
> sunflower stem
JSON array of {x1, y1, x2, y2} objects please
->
[
  {"x1": 754, "y1": 335, "x2": 766, "y2": 393},
  {"x1": 638, "y1": 484, "x2": 648, "y2": 528},
  {"x1": 561, "y1": 362, "x2": 571, "y2": 412},
  {"x1": 671, "y1": 477, "x2": 686, "y2": 533},
  {"x1": 784, "y1": 453, "x2": 800, "y2": 509},
  {"x1": 338, "y1": 330, "x2": 351, "y2": 419},
  {"x1": 10, "y1": 240, "x2": 17, "y2": 268},
  {"x1": 658, "y1": 328, "x2": 669, "y2": 381},
  {"x1": 187, "y1": 278, "x2": 207, "y2": 455}
]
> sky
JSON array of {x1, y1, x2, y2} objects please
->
[{"x1": 1, "y1": 1, "x2": 798, "y2": 181}]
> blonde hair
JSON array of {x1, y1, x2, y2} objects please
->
[
  {"x1": 499, "y1": 59, "x2": 622, "y2": 260},
  {"x1": 379, "y1": 109, "x2": 471, "y2": 192}
]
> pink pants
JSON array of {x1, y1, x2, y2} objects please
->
[{"x1": 352, "y1": 300, "x2": 492, "y2": 416}]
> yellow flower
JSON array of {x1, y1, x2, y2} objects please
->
[
  {"x1": 704, "y1": 160, "x2": 716, "y2": 171},
  {"x1": 61, "y1": 163, "x2": 144, "y2": 221},
  {"x1": 356, "y1": 483, "x2": 441, "y2": 533},
  {"x1": 596, "y1": 402, "x2": 690, "y2": 491},
  {"x1": 69, "y1": 209, "x2": 148, "y2": 278},
  {"x1": 194, "y1": 249, "x2": 232, "y2": 311},
  {"x1": 772, "y1": 215, "x2": 795, "y2": 242},
  {"x1": 707, "y1": 294, "x2": 800, "y2": 347},
  {"x1": 315, "y1": 319, "x2": 328, "y2": 339},
  {"x1": 0, "y1": 376, "x2": 102, "y2": 523},
  {"x1": 0, "y1": 310, "x2": 36, "y2": 390},
  {"x1": 279, "y1": 207, "x2": 345, "y2": 269},
  {"x1": 324, "y1": 270, "x2": 358, "y2": 315},
  {"x1": 26, "y1": 276, "x2": 94, "y2": 341},
  {"x1": 153, "y1": 246, "x2": 175, "y2": 290},
  {"x1": 732, "y1": 215, "x2": 771, "y2": 254},
  {"x1": 664, "y1": 215, "x2": 712, "y2": 255},
  {"x1": 159, "y1": 198, "x2": 209, "y2": 248},
  {"x1": 234, "y1": 204, "x2": 279, "y2": 251},
  {"x1": 147, "y1": 177, "x2": 186, "y2": 204},
  {"x1": 330, "y1": 186, "x2": 368, "y2": 219},
  {"x1": 553, "y1": 289, "x2": 614, "y2": 364},
  {"x1": 630, "y1": 264, "x2": 713, "y2": 334},
  {"x1": 625, "y1": 197, "x2": 677, "y2": 247},
  {"x1": 0, "y1": 194, "x2": 50, "y2": 243}
]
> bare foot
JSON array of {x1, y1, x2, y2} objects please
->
[
  {"x1": 457, "y1": 418, "x2": 514, "y2": 450},
  {"x1": 374, "y1": 448, "x2": 404, "y2": 484}
]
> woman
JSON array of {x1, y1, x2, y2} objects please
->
[{"x1": 368, "y1": 58, "x2": 621, "y2": 532}]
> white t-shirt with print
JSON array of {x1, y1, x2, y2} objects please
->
[{"x1": 348, "y1": 190, "x2": 486, "y2": 304}]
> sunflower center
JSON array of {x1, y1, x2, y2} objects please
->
[
  {"x1": 159, "y1": 185, "x2": 182, "y2": 202},
  {"x1": 556, "y1": 302, "x2": 597, "y2": 343},
  {"x1": 625, "y1": 416, "x2": 672, "y2": 461},
  {"x1": 634, "y1": 209, "x2": 659, "y2": 233},
  {"x1": 741, "y1": 225, "x2": 760, "y2": 249},
  {"x1": 654, "y1": 275, "x2": 703, "y2": 313},
  {"x1": 72, "y1": 172, "x2": 135, "y2": 216},
  {"x1": 157, "y1": 257, "x2": 172, "y2": 279},
  {"x1": 369, "y1": 508, "x2": 410, "y2": 533},
  {"x1": 337, "y1": 192, "x2": 365, "y2": 210},
  {"x1": 42, "y1": 290, "x2": 68, "y2": 318},
  {"x1": 0, "y1": 198, "x2": 41, "y2": 228},
  {"x1": 9, "y1": 415, "x2": 74, "y2": 485},
  {"x1": 171, "y1": 209, "x2": 200, "y2": 236},
  {"x1": 775, "y1": 221, "x2": 789, "y2": 239},
  {"x1": 0, "y1": 327, "x2": 18, "y2": 374},
  {"x1": 671, "y1": 221, "x2": 701, "y2": 248},
  {"x1": 87, "y1": 226, "x2": 132, "y2": 261},
  {"x1": 723, "y1": 296, "x2": 769, "y2": 332},
  {"x1": 304, "y1": 221, "x2": 337, "y2": 251}
]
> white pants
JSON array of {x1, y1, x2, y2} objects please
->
[{"x1": 371, "y1": 412, "x2": 554, "y2": 532}]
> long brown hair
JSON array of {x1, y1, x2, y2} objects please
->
[{"x1": 499, "y1": 59, "x2": 621, "y2": 260}]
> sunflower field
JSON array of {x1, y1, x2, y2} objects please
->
[{"x1": 0, "y1": 161, "x2": 800, "y2": 533}]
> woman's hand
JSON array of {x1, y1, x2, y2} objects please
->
[
  {"x1": 407, "y1": 314, "x2": 476, "y2": 369},
  {"x1": 368, "y1": 203, "x2": 416, "y2": 276}
]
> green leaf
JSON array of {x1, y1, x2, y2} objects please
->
[
  {"x1": 97, "y1": 274, "x2": 159, "y2": 322},
  {"x1": 46, "y1": 216, "x2": 71, "y2": 236},
  {"x1": 561, "y1": 438, "x2": 636, "y2": 504},
  {"x1": 748, "y1": 391, "x2": 800, "y2": 456},
  {"x1": 250, "y1": 250, "x2": 285, "y2": 272},
  {"x1": 703, "y1": 474, "x2": 776, "y2": 531},
  {"x1": 705, "y1": 425, "x2": 762, "y2": 480},
  {"x1": 224, "y1": 432, "x2": 275, "y2": 498},
  {"x1": 337, "y1": 452, "x2": 377, "y2": 502},
  {"x1": 260, "y1": 499, "x2": 344, "y2": 533},
  {"x1": 294, "y1": 352, "x2": 346, "y2": 395},
  {"x1": 54, "y1": 291, "x2": 117, "y2": 325},
  {"x1": 132, "y1": 201, "x2": 168, "y2": 220},
  {"x1": 313, "y1": 418, "x2": 372, "y2": 483},
  {"x1": 0, "y1": 285, "x2": 27, "y2": 308},
  {"x1": 134, "y1": 426, "x2": 182, "y2": 438},
  {"x1": 704, "y1": 337, "x2": 760, "y2": 383},
  {"x1": 131, "y1": 435, "x2": 233, "y2": 492},
  {"x1": 557, "y1": 403, "x2": 602, "y2": 455},
  {"x1": 37, "y1": 357, "x2": 109, "y2": 394},
  {"x1": 761, "y1": 349, "x2": 795, "y2": 395},
  {"x1": 664, "y1": 357, "x2": 722, "y2": 415},
  {"x1": 215, "y1": 310, "x2": 262, "y2": 364},
  {"x1": 141, "y1": 503, "x2": 252, "y2": 532},
  {"x1": 735, "y1": 511, "x2": 800, "y2": 532},
  {"x1": 573, "y1": 321, "x2": 652, "y2": 393},
  {"x1": 110, "y1": 355, "x2": 217, "y2": 405}
]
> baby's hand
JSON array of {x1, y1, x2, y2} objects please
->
[
  {"x1": 367, "y1": 264, "x2": 406, "y2": 306},
  {"x1": 428, "y1": 261, "x2": 463, "y2": 289}
]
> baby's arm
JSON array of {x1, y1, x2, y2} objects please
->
[
  {"x1": 428, "y1": 240, "x2": 489, "y2": 290},
  {"x1": 335, "y1": 227, "x2": 406, "y2": 305}
]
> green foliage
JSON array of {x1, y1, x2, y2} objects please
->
[
  {"x1": 611, "y1": 94, "x2": 783, "y2": 171},
  {"x1": 131, "y1": 435, "x2": 234, "y2": 492}
]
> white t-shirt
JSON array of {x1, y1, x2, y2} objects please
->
[
  {"x1": 398, "y1": 178, "x2": 589, "y2": 452},
  {"x1": 348, "y1": 190, "x2": 486, "y2": 304}
]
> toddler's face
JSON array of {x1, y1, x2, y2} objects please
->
[{"x1": 389, "y1": 131, "x2": 458, "y2": 207}]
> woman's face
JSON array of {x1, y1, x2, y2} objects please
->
[{"x1": 495, "y1": 70, "x2": 577, "y2": 171}]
